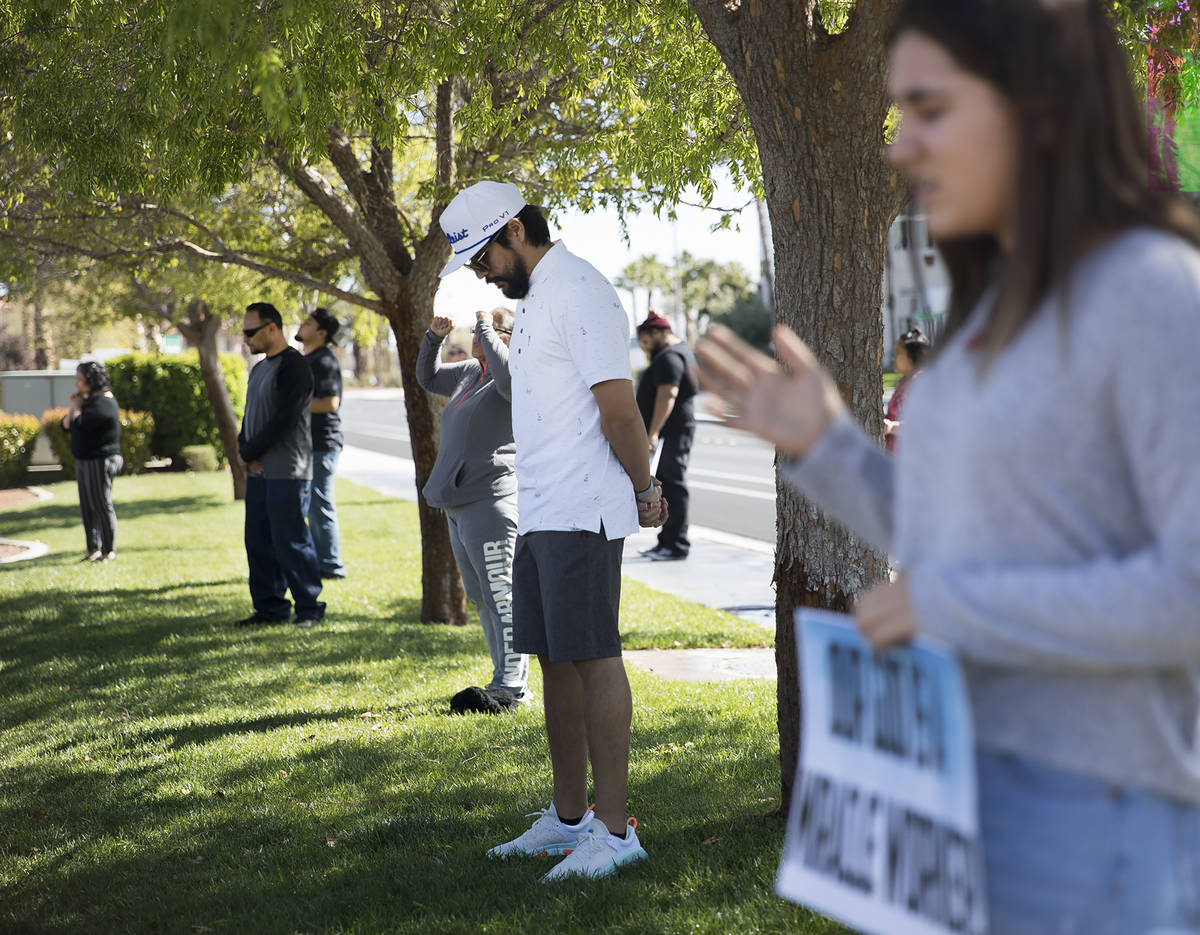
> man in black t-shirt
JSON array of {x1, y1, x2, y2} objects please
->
[
  {"x1": 635, "y1": 312, "x2": 698, "y2": 560},
  {"x1": 296, "y1": 307, "x2": 347, "y2": 579}
]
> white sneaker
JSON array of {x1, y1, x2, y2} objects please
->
[
  {"x1": 540, "y1": 818, "x2": 647, "y2": 882},
  {"x1": 487, "y1": 803, "x2": 593, "y2": 859}
]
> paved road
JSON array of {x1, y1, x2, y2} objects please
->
[{"x1": 341, "y1": 389, "x2": 777, "y2": 543}]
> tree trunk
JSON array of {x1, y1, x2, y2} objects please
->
[
  {"x1": 384, "y1": 290, "x2": 467, "y2": 626},
  {"x1": 691, "y1": 0, "x2": 904, "y2": 814},
  {"x1": 177, "y1": 299, "x2": 247, "y2": 500},
  {"x1": 18, "y1": 301, "x2": 34, "y2": 369},
  {"x1": 32, "y1": 297, "x2": 54, "y2": 369}
]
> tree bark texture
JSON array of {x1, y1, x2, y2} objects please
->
[
  {"x1": 177, "y1": 299, "x2": 247, "y2": 501},
  {"x1": 281, "y1": 94, "x2": 468, "y2": 625},
  {"x1": 384, "y1": 289, "x2": 467, "y2": 627},
  {"x1": 691, "y1": 0, "x2": 905, "y2": 813}
]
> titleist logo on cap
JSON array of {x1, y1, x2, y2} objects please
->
[{"x1": 445, "y1": 228, "x2": 470, "y2": 245}]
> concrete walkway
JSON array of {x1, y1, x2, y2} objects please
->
[{"x1": 338, "y1": 444, "x2": 778, "y2": 682}]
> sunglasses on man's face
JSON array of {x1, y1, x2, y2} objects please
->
[
  {"x1": 466, "y1": 229, "x2": 504, "y2": 275},
  {"x1": 243, "y1": 322, "x2": 271, "y2": 339}
]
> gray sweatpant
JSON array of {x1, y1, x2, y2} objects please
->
[{"x1": 444, "y1": 493, "x2": 528, "y2": 693}]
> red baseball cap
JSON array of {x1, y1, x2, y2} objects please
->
[{"x1": 637, "y1": 312, "x2": 672, "y2": 332}]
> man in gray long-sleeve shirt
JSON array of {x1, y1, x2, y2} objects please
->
[
  {"x1": 235, "y1": 301, "x2": 325, "y2": 628},
  {"x1": 417, "y1": 307, "x2": 528, "y2": 704}
]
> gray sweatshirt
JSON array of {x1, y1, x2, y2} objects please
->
[
  {"x1": 416, "y1": 321, "x2": 516, "y2": 509},
  {"x1": 783, "y1": 227, "x2": 1200, "y2": 804}
]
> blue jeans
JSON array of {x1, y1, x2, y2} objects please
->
[
  {"x1": 307, "y1": 448, "x2": 345, "y2": 576},
  {"x1": 979, "y1": 749, "x2": 1200, "y2": 934},
  {"x1": 244, "y1": 475, "x2": 325, "y2": 620}
]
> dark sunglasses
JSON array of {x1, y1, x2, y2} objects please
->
[
  {"x1": 243, "y1": 322, "x2": 271, "y2": 339},
  {"x1": 465, "y1": 228, "x2": 504, "y2": 274},
  {"x1": 494, "y1": 327, "x2": 513, "y2": 335}
]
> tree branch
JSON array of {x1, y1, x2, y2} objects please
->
[
  {"x1": 326, "y1": 123, "x2": 372, "y2": 216},
  {"x1": 282, "y1": 156, "x2": 403, "y2": 302},
  {"x1": 0, "y1": 228, "x2": 385, "y2": 313}
]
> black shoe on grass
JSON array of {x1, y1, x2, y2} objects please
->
[{"x1": 234, "y1": 613, "x2": 287, "y2": 627}]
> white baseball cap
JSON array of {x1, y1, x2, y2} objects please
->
[{"x1": 438, "y1": 180, "x2": 527, "y2": 278}]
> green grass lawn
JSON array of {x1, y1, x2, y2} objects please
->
[{"x1": 0, "y1": 474, "x2": 842, "y2": 934}]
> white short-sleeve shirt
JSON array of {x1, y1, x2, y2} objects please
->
[{"x1": 507, "y1": 242, "x2": 638, "y2": 539}]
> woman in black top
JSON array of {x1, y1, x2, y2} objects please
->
[{"x1": 62, "y1": 361, "x2": 123, "y2": 562}]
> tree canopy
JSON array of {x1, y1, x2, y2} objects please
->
[{"x1": 1, "y1": 0, "x2": 760, "y2": 623}]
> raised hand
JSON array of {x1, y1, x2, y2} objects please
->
[
  {"x1": 695, "y1": 324, "x2": 845, "y2": 459},
  {"x1": 430, "y1": 316, "x2": 455, "y2": 338}
]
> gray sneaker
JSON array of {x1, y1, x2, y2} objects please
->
[{"x1": 487, "y1": 803, "x2": 594, "y2": 859}]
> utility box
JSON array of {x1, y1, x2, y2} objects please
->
[{"x1": 0, "y1": 370, "x2": 78, "y2": 466}]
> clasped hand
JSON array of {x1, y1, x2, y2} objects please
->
[{"x1": 637, "y1": 478, "x2": 668, "y2": 528}]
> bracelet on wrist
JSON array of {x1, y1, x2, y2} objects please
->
[{"x1": 635, "y1": 481, "x2": 656, "y2": 501}]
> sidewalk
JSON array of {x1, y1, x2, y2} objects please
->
[{"x1": 337, "y1": 444, "x2": 778, "y2": 681}]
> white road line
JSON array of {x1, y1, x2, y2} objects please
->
[
  {"x1": 689, "y1": 479, "x2": 776, "y2": 501},
  {"x1": 690, "y1": 466, "x2": 775, "y2": 487},
  {"x1": 688, "y1": 524, "x2": 775, "y2": 554},
  {"x1": 346, "y1": 425, "x2": 411, "y2": 442}
]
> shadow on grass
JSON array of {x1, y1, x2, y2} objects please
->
[
  {"x1": 0, "y1": 477, "x2": 804, "y2": 934},
  {"x1": 1, "y1": 703, "x2": 790, "y2": 935},
  {"x1": 0, "y1": 581, "x2": 475, "y2": 733},
  {"x1": 0, "y1": 492, "x2": 230, "y2": 537}
]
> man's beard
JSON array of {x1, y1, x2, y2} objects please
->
[{"x1": 489, "y1": 254, "x2": 531, "y2": 299}]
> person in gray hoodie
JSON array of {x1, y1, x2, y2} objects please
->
[
  {"x1": 417, "y1": 307, "x2": 529, "y2": 706},
  {"x1": 698, "y1": 1, "x2": 1200, "y2": 932}
]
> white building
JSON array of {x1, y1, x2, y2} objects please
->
[{"x1": 882, "y1": 208, "x2": 949, "y2": 368}]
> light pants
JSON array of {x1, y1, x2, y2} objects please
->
[
  {"x1": 444, "y1": 493, "x2": 528, "y2": 694},
  {"x1": 307, "y1": 448, "x2": 345, "y2": 576},
  {"x1": 979, "y1": 748, "x2": 1200, "y2": 935}
]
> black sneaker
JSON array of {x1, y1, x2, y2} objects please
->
[
  {"x1": 320, "y1": 570, "x2": 347, "y2": 580},
  {"x1": 450, "y1": 685, "x2": 521, "y2": 714},
  {"x1": 643, "y1": 546, "x2": 687, "y2": 561},
  {"x1": 234, "y1": 613, "x2": 287, "y2": 627}
]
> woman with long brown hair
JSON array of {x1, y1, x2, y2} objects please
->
[{"x1": 699, "y1": 1, "x2": 1200, "y2": 930}]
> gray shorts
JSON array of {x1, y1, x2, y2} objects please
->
[{"x1": 512, "y1": 528, "x2": 624, "y2": 661}]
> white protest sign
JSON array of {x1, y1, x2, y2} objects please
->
[{"x1": 776, "y1": 609, "x2": 988, "y2": 935}]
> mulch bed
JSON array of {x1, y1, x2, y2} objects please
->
[
  {"x1": 0, "y1": 541, "x2": 28, "y2": 560},
  {"x1": 0, "y1": 487, "x2": 40, "y2": 510}
]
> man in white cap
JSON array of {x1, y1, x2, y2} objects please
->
[{"x1": 439, "y1": 180, "x2": 666, "y2": 882}]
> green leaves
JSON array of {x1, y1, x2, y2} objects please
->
[{"x1": 3, "y1": 0, "x2": 756, "y2": 216}]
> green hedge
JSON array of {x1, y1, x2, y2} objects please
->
[
  {"x1": 0, "y1": 413, "x2": 40, "y2": 488},
  {"x1": 40, "y1": 408, "x2": 156, "y2": 479},
  {"x1": 180, "y1": 444, "x2": 219, "y2": 472},
  {"x1": 106, "y1": 351, "x2": 246, "y2": 465}
]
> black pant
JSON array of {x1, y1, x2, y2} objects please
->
[
  {"x1": 76, "y1": 454, "x2": 123, "y2": 554},
  {"x1": 655, "y1": 422, "x2": 693, "y2": 555},
  {"x1": 244, "y1": 476, "x2": 325, "y2": 620}
]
